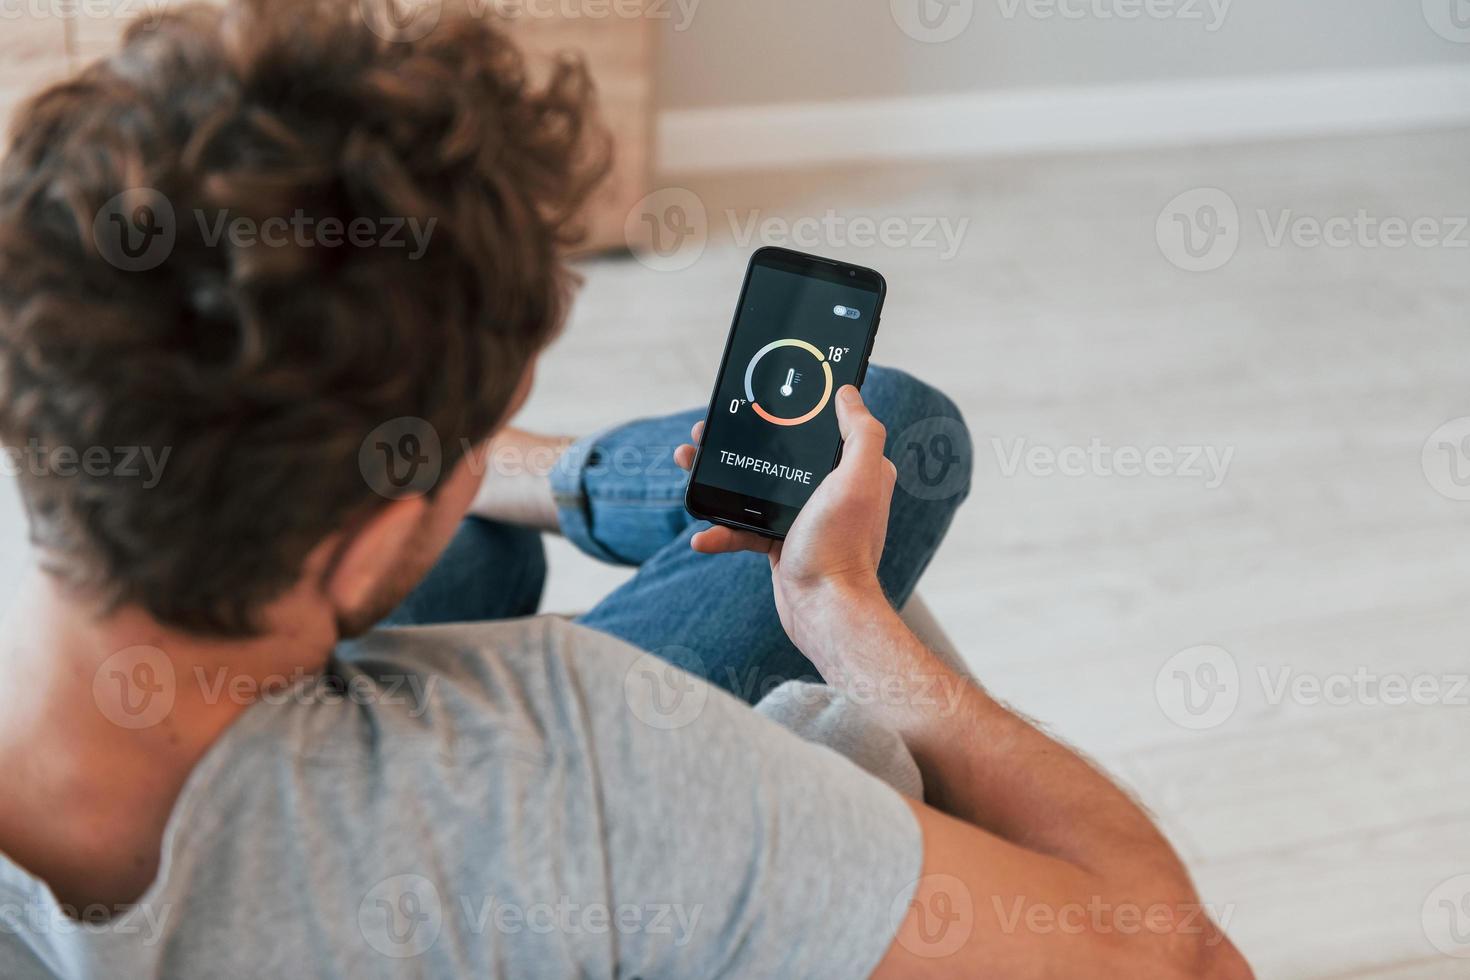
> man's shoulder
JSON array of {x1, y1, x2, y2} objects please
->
[
  {"x1": 339, "y1": 613, "x2": 639, "y2": 678},
  {"x1": 164, "y1": 616, "x2": 655, "y2": 882}
]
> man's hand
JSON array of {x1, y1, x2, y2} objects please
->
[
  {"x1": 674, "y1": 385, "x2": 898, "y2": 662},
  {"x1": 679, "y1": 385, "x2": 1254, "y2": 979}
]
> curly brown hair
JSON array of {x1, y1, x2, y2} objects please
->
[{"x1": 0, "y1": 0, "x2": 610, "y2": 635}]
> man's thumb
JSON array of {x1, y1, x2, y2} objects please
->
[{"x1": 834, "y1": 385, "x2": 885, "y2": 460}]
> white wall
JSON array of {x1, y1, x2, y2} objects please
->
[
  {"x1": 653, "y1": 0, "x2": 1470, "y2": 172},
  {"x1": 657, "y1": 0, "x2": 1470, "y2": 109}
]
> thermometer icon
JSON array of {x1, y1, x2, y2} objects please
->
[{"x1": 745, "y1": 338, "x2": 832, "y2": 426}]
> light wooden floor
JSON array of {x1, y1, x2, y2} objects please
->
[{"x1": 1, "y1": 129, "x2": 1466, "y2": 977}]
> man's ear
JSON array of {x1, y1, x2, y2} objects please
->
[{"x1": 316, "y1": 497, "x2": 430, "y2": 614}]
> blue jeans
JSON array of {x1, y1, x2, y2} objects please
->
[{"x1": 384, "y1": 366, "x2": 973, "y2": 703}]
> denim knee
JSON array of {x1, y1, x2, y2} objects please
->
[
  {"x1": 861, "y1": 366, "x2": 973, "y2": 508},
  {"x1": 459, "y1": 518, "x2": 548, "y2": 604}
]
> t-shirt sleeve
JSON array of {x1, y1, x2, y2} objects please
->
[{"x1": 549, "y1": 620, "x2": 924, "y2": 980}]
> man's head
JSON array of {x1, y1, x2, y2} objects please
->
[{"x1": 0, "y1": 0, "x2": 608, "y2": 637}]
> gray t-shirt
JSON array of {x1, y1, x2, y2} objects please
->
[{"x1": 0, "y1": 617, "x2": 922, "y2": 978}]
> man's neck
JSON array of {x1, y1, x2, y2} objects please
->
[{"x1": 0, "y1": 569, "x2": 339, "y2": 909}]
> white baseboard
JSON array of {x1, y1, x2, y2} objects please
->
[{"x1": 656, "y1": 65, "x2": 1470, "y2": 174}]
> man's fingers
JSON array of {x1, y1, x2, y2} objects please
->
[
  {"x1": 690, "y1": 525, "x2": 773, "y2": 555},
  {"x1": 674, "y1": 422, "x2": 706, "y2": 471},
  {"x1": 833, "y1": 386, "x2": 887, "y2": 464}
]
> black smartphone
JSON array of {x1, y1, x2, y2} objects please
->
[{"x1": 685, "y1": 246, "x2": 886, "y2": 538}]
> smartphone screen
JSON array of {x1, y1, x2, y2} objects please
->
[{"x1": 685, "y1": 247, "x2": 885, "y2": 537}]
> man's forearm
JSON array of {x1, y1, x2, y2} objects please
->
[{"x1": 798, "y1": 591, "x2": 1197, "y2": 901}]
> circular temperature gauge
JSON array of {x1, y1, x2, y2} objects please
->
[{"x1": 743, "y1": 338, "x2": 834, "y2": 427}]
